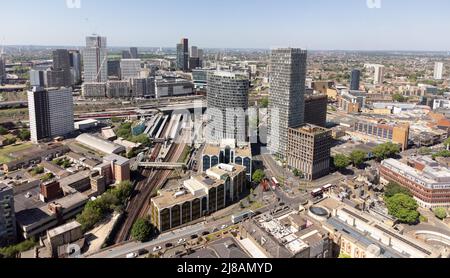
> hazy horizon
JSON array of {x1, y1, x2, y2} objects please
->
[{"x1": 1, "y1": 0, "x2": 450, "y2": 51}]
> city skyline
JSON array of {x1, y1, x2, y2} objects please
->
[{"x1": 2, "y1": 0, "x2": 450, "y2": 51}]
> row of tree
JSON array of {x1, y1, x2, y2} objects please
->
[
  {"x1": 76, "y1": 181, "x2": 134, "y2": 232},
  {"x1": 384, "y1": 182, "x2": 448, "y2": 223},
  {"x1": 332, "y1": 142, "x2": 401, "y2": 171}
]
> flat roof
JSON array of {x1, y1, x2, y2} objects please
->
[
  {"x1": 290, "y1": 124, "x2": 330, "y2": 135},
  {"x1": 326, "y1": 217, "x2": 403, "y2": 258},
  {"x1": 239, "y1": 238, "x2": 268, "y2": 258},
  {"x1": 203, "y1": 144, "x2": 220, "y2": 156},
  {"x1": 76, "y1": 134, "x2": 125, "y2": 154},
  {"x1": 47, "y1": 221, "x2": 82, "y2": 238},
  {"x1": 207, "y1": 164, "x2": 246, "y2": 179},
  {"x1": 59, "y1": 171, "x2": 91, "y2": 187},
  {"x1": 152, "y1": 174, "x2": 226, "y2": 210},
  {"x1": 103, "y1": 154, "x2": 130, "y2": 166},
  {"x1": 152, "y1": 188, "x2": 203, "y2": 210},
  {"x1": 203, "y1": 143, "x2": 252, "y2": 158}
]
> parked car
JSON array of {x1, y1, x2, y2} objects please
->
[
  {"x1": 138, "y1": 249, "x2": 149, "y2": 256},
  {"x1": 126, "y1": 253, "x2": 138, "y2": 259},
  {"x1": 165, "y1": 243, "x2": 173, "y2": 248},
  {"x1": 190, "y1": 234, "x2": 198, "y2": 240},
  {"x1": 152, "y1": 246, "x2": 162, "y2": 252}
]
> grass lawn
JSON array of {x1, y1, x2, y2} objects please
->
[
  {"x1": 249, "y1": 201, "x2": 265, "y2": 211},
  {"x1": 0, "y1": 108, "x2": 29, "y2": 122},
  {"x1": 177, "y1": 145, "x2": 192, "y2": 163},
  {"x1": 0, "y1": 142, "x2": 33, "y2": 164}
]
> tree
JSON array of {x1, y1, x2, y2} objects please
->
[
  {"x1": 444, "y1": 137, "x2": 450, "y2": 150},
  {"x1": 127, "y1": 148, "x2": 139, "y2": 159},
  {"x1": 18, "y1": 129, "x2": 31, "y2": 141},
  {"x1": 434, "y1": 207, "x2": 447, "y2": 220},
  {"x1": 349, "y1": 150, "x2": 367, "y2": 168},
  {"x1": 418, "y1": 147, "x2": 432, "y2": 155},
  {"x1": 432, "y1": 150, "x2": 450, "y2": 159},
  {"x1": 293, "y1": 169, "x2": 303, "y2": 178},
  {"x1": 41, "y1": 173, "x2": 54, "y2": 182},
  {"x1": 384, "y1": 182, "x2": 412, "y2": 198},
  {"x1": 116, "y1": 122, "x2": 132, "y2": 139},
  {"x1": 332, "y1": 154, "x2": 350, "y2": 170},
  {"x1": 77, "y1": 180, "x2": 134, "y2": 232},
  {"x1": 131, "y1": 218, "x2": 153, "y2": 242},
  {"x1": 392, "y1": 94, "x2": 407, "y2": 103},
  {"x1": 373, "y1": 142, "x2": 401, "y2": 161},
  {"x1": 260, "y1": 97, "x2": 269, "y2": 108},
  {"x1": 252, "y1": 169, "x2": 265, "y2": 184},
  {"x1": 0, "y1": 126, "x2": 8, "y2": 135},
  {"x1": 30, "y1": 166, "x2": 44, "y2": 176},
  {"x1": 0, "y1": 239, "x2": 37, "y2": 258},
  {"x1": 131, "y1": 134, "x2": 151, "y2": 147},
  {"x1": 3, "y1": 137, "x2": 17, "y2": 146},
  {"x1": 385, "y1": 193, "x2": 419, "y2": 224}
]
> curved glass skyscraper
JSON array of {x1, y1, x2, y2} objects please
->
[{"x1": 206, "y1": 71, "x2": 249, "y2": 144}]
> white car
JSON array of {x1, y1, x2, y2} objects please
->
[
  {"x1": 177, "y1": 238, "x2": 186, "y2": 244},
  {"x1": 153, "y1": 246, "x2": 162, "y2": 252},
  {"x1": 126, "y1": 253, "x2": 138, "y2": 259},
  {"x1": 221, "y1": 225, "x2": 228, "y2": 230}
]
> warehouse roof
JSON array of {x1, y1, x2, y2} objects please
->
[{"x1": 76, "y1": 134, "x2": 125, "y2": 154}]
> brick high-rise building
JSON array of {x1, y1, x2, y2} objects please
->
[{"x1": 287, "y1": 124, "x2": 332, "y2": 181}]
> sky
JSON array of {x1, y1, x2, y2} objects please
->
[{"x1": 1, "y1": 0, "x2": 450, "y2": 50}]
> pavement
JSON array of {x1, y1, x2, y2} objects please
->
[
  {"x1": 84, "y1": 213, "x2": 121, "y2": 256},
  {"x1": 87, "y1": 217, "x2": 231, "y2": 258}
]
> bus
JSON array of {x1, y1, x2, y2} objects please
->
[
  {"x1": 322, "y1": 184, "x2": 333, "y2": 191},
  {"x1": 311, "y1": 188, "x2": 324, "y2": 198},
  {"x1": 232, "y1": 211, "x2": 255, "y2": 224}
]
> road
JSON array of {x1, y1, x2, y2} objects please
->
[{"x1": 87, "y1": 218, "x2": 231, "y2": 258}]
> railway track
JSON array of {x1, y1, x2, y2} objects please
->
[{"x1": 112, "y1": 125, "x2": 188, "y2": 243}]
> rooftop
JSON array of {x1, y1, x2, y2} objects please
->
[
  {"x1": 76, "y1": 134, "x2": 125, "y2": 155},
  {"x1": 326, "y1": 217, "x2": 403, "y2": 258},
  {"x1": 206, "y1": 164, "x2": 246, "y2": 180},
  {"x1": 14, "y1": 182, "x2": 88, "y2": 227},
  {"x1": 47, "y1": 221, "x2": 82, "y2": 238},
  {"x1": 290, "y1": 124, "x2": 330, "y2": 135},
  {"x1": 152, "y1": 172, "x2": 228, "y2": 210},
  {"x1": 382, "y1": 158, "x2": 450, "y2": 187},
  {"x1": 103, "y1": 154, "x2": 130, "y2": 166}
]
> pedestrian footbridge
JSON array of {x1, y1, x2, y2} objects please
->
[{"x1": 138, "y1": 162, "x2": 186, "y2": 170}]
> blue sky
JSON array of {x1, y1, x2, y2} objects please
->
[{"x1": 1, "y1": 0, "x2": 450, "y2": 50}]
